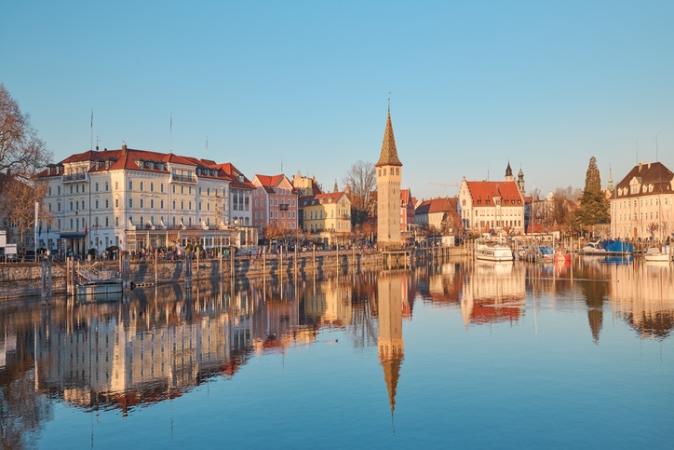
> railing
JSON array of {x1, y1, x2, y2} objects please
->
[
  {"x1": 63, "y1": 173, "x2": 87, "y2": 182},
  {"x1": 171, "y1": 174, "x2": 196, "y2": 183},
  {"x1": 280, "y1": 203, "x2": 289, "y2": 211}
]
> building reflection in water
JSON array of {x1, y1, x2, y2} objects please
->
[
  {"x1": 2, "y1": 260, "x2": 674, "y2": 445},
  {"x1": 377, "y1": 272, "x2": 405, "y2": 421},
  {"x1": 609, "y1": 261, "x2": 674, "y2": 340},
  {"x1": 460, "y1": 261, "x2": 526, "y2": 326}
]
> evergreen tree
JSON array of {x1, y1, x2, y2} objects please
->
[{"x1": 573, "y1": 156, "x2": 610, "y2": 234}]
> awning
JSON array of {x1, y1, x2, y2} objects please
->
[{"x1": 59, "y1": 233, "x2": 86, "y2": 239}]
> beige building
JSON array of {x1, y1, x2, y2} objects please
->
[
  {"x1": 458, "y1": 174, "x2": 525, "y2": 236},
  {"x1": 376, "y1": 109, "x2": 403, "y2": 247},
  {"x1": 37, "y1": 144, "x2": 257, "y2": 256},
  {"x1": 414, "y1": 197, "x2": 460, "y2": 233},
  {"x1": 610, "y1": 161, "x2": 674, "y2": 241}
]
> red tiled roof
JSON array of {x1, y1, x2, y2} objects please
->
[
  {"x1": 400, "y1": 189, "x2": 411, "y2": 204},
  {"x1": 300, "y1": 192, "x2": 347, "y2": 206},
  {"x1": 466, "y1": 181, "x2": 523, "y2": 204},
  {"x1": 254, "y1": 174, "x2": 286, "y2": 188},
  {"x1": 44, "y1": 147, "x2": 257, "y2": 189},
  {"x1": 415, "y1": 197, "x2": 456, "y2": 215}
]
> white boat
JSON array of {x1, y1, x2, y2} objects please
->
[
  {"x1": 476, "y1": 241, "x2": 514, "y2": 262},
  {"x1": 581, "y1": 241, "x2": 607, "y2": 254},
  {"x1": 644, "y1": 245, "x2": 673, "y2": 262}
]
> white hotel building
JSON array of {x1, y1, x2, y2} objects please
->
[{"x1": 37, "y1": 143, "x2": 257, "y2": 256}]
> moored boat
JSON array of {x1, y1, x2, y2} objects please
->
[
  {"x1": 476, "y1": 241, "x2": 514, "y2": 262},
  {"x1": 554, "y1": 248, "x2": 571, "y2": 262},
  {"x1": 581, "y1": 241, "x2": 607, "y2": 254},
  {"x1": 644, "y1": 245, "x2": 673, "y2": 262}
]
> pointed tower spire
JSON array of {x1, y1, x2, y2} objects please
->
[
  {"x1": 607, "y1": 165, "x2": 614, "y2": 191},
  {"x1": 376, "y1": 111, "x2": 402, "y2": 167},
  {"x1": 505, "y1": 161, "x2": 514, "y2": 181}
]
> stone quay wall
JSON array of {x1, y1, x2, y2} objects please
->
[{"x1": 0, "y1": 246, "x2": 471, "y2": 300}]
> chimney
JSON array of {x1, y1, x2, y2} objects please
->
[
  {"x1": 638, "y1": 161, "x2": 642, "y2": 172},
  {"x1": 122, "y1": 142, "x2": 127, "y2": 154},
  {"x1": 648, "y1": 160, "x2": 651, "y2": 169}
]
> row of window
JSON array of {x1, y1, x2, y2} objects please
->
[
  {"x1": 50, "y1": 180, "x2": 231, "y2": 197},
  {"x1": 463, "y1": 208, "x2": 522, "y2": 217},
  {"x1": 378, "y1": 167, "x2": 400, "y2": 176},
  {"x1": 617, "y1": 197, "x2": 671, "y2": 208},
  {"x1": 619, "y1": 212, "x2": 661, "y2": 221},
  {"x1": 254, "y1": 210, "x2": 297, "y2": 220},
  {"x1": 253, "y1": 198, "x2": 297, "y2": 207}
]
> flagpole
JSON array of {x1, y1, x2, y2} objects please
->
[
  {"x1": 34, "y1": 201, "x2": 39, "y2": 255},
  {"x1": 90, "y1": 110, "x2": 93, "y2": 151}
]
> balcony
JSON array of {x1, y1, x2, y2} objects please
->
[
  {"x1": 63, "y1": 173, "x2": 87, "y2": 183},
  {"x1": 280, "y1": 203, "x2": 289, "y2": 211},
  {"x1": 171, "y1": 174, "x2": 197, "y2": 183}
]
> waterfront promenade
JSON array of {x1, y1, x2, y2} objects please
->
[{"x1": 0, "y1": 245, "x2": 471, "y2": 301}]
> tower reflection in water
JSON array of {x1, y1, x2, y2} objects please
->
[{"x1": 377, "y1": 272, "x2": 405, "y2": 423}]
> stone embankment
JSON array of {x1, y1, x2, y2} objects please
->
[{"x1": 0, "y1": 246, "x2": 471, "y2": 301}]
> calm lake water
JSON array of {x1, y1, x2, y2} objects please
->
[{"x1": 1, "y1": 257, "x2": 673, "y2": 449}]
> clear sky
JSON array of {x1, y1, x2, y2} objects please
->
[{"x1": 2, "y1": 0, "x2": 672, "y2": 200}]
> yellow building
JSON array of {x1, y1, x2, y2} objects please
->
[{"x1": 300, "y1": 191, "x2": 352, "y2": 244}]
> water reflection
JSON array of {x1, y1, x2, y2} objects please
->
[
  {"x1": 0, "y1": 259, "x2": 673, "y2": 447},
  {"x1": 461, "y1": 261, "x2": 526, "y2": 326},
  {"x1": 610, "y1": 262, "x2": 674, "y2": 340},
  {"x1": 377, "y1": 272, "x2": 405, "y2": 418}
]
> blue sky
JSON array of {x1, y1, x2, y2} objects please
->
[{"x1": 2, "y1": 0, "x2": 672, "y2": 200}]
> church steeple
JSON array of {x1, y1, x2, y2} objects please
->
[
  {"x1": 607, "y1": 166, "x2": 614, "y2": 191},
  {"x1": 505, "y1": 161, "x2": 514, "y2": 181},
  {"x1": 376, "y1": 111, "x2": 402, "y2": 167}
]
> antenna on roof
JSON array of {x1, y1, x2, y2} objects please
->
[
  {"x1": 656, "y1": 135, "x2": 658, "y2": 161},
  {"x1": 90, "y1": 110, "x2": 94, "y2": 151},
  {"x1": 388, "y1": 92, "x2": 391, "y2": 112},
  {"x1": 170, "y1": 113, "x2": 173, "y2": 154}
]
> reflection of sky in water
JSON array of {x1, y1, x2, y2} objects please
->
[{"x1": 0, "y1": 260, "x2": 672, "y2": 449}]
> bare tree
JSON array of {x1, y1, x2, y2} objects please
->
[
  {"x1": 0, "y1": 85, "x2": 52, "y2": 181},
  {"x1": 647, "y1": 223, "x2": 659, "y2": 239},
  {"x1": 343, "y1": 160, "x2": 376, "y2": 225},
  {"x1": 0, "y1": 177, "x2": 52, "y2": 253}
]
